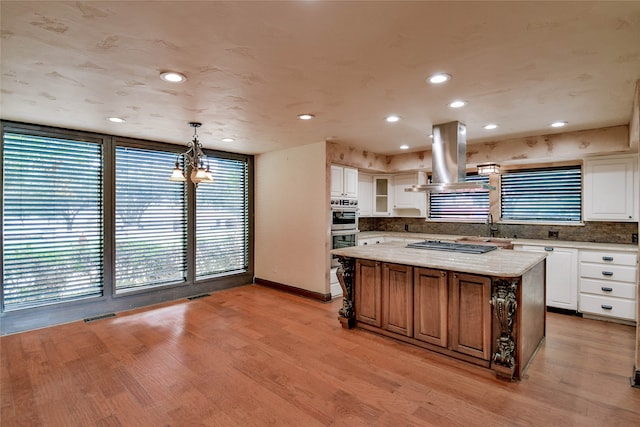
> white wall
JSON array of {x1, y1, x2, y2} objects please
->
[{"x1": 254, "y1": 142, "x2": 330, "y2": 295}]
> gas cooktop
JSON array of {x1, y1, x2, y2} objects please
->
[{"x1": 406, "y1": 240, "x2": 498, "y2": 254}]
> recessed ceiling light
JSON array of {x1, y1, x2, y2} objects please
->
[
  {"x1": 221, "y1": 137, "x2": 235, "y2": 143},
  {"x1": 160, "y1": 71, "x2": 187, "y2": 83},
  {"x1": 400, "y1": 145, "x2": 409, "y2": 150},
  {"x1": 428, "y1": 73, "x2": 451, "y2": 84},
  {"x1": 483, "y1": 124, "x2": 498, "y2": 130},
  {"x1": 298, "y1": 114, "x2": 314, "y2": 120},
  {"x1": 107, "y1": 117, "x2": 125, "y2": 123},
  {"x1": 448, "y1": 100, "x2": 467, "y2": 108},
  {"x1": 551, "y1": 121, "x2": 568, "y2": 128},
  {"x1": 385, "y1": 115, "x2": 400, "y2": 123}
]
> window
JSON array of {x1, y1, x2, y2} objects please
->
[
  {"x1": 501, "y1": 166, "x2": 581, "y2": 222},
  {"x1": 429, "y1": 175, "x2": 490, "y2": 220},
  {"x1": 2, "y1": 133, "x2": 103, "y2": 309},
  {"x1": 2, "y1": 122, "x2": 253, "y2": 333},
  {"x1": 196, "y1": 156, "x2": 249, "y2": 277},
  {"x1": 115, "y1": 146, "x2": 187, "y2": 292}
]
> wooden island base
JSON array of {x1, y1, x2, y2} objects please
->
[{"x1": 335, "y1": 254, "x2": 546, "y2": 381}]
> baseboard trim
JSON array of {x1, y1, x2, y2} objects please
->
[
  {"x1": 254, "y1": 278, "x2": 332, "y2": 302},
  {"x1": 546, "y1": 306, "x2": 579, "y2": 316}
]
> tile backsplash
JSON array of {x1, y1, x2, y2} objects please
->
[{"x1": 359, "y1": 217, "x2": 639, "y2": 244}]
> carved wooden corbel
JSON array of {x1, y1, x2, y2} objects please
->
[
  {"x1": 336, "y1": 256, "x2": 355, "y2": 329},
  {"x1": 491, "y1": 278, "x2": 518, "y2": 379}
]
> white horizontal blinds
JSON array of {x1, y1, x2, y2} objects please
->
[
  {"x1": 115, "y1": 146, "x2": 187, "y2": 292},
  {"x1": 501, "y1": 166, "x2": 581, "y2": 222},
  {"x1": 3, "y1": 133, "x2": 103, "y2": 310},
  {"x1": 429, "y1": 175, "x2": 490, "y2": 220},
  {"x1": 196, "y1": 156, "x2": 248, "y2": 277}
]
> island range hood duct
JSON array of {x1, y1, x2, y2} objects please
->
[{"x1": 406, "y1": 121, "x2": 495, "y2": 193}]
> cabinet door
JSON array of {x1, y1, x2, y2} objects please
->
[
  {"x1": 449, "y1": 273, "x2": 492, "y2": 361},
  {"x1": 355, "y1": 259, "x2": 382, "y2": 327},
  {"x1": 414, "y1": 268, "x2": 448, "y2": 347},
  {"x1": 358, "y1": 173, "x2": 373, "y2": 217},
  {"x1": 393, "y1": 173, "x2": 418, "y2": 209},
  {"x1": 522, "y1": 245, "x2": 577, "y2": 310},
  {"x1": 382, "y1": 263, "x2": 413, "y2": 336},
  {"x1": 343, "y1": 167, "x2": 358, "y2": 199},
  {"x1": 373, "y1": 176, "x2": 391, "y2": 216},
  {"x1": 330, "y1": 165, "x2": 344, "y2": 197},
  {"x1": 584, "y1": 155, "x2": 638, "y2": 221}
]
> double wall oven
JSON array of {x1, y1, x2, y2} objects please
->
[{"x1": 331, "y1": 198, "x2": 358, "y2": 267}]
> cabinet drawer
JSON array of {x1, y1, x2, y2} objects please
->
[
  {"x1": 580, "y1": 251, "x2": 637, "y2": 266},
  {"x1": 579, "y1": 278, "x2": 636, "y2": 300},
  {"x1": 579, "y1": 294, "x2": 636, "y2": 321},
  {"x1": 580, "y1": 263, "x2": 637, "y2": 283}
]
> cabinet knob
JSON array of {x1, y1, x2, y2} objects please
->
[
  {"x1": 601, "y1": 305, "x2": 613, "y2": 310},
  {"x1": 602, "y1": 271, "x2": 614, "y2": 277},
  {"x1": 440, "y1": 271, "x2": 446, "y2": 277},
  {"x1": 544, "y1": 247, "x2": 554, "y2": 252},
  {"x1": 601, "y1": 287, "x2": 613, "y2": 292},
  {"x1": 602, "y1": 256, "x2": 613, "y2": 262}
]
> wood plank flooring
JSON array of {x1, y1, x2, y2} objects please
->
[{"x1": 2, "y1": 284, "x2": 639, "y2": 426}]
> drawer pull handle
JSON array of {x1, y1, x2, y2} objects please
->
[
  {"x1": 601, "y1": 271, "x2": 613, "y2": 277},
  {"x1": 601, "y1": 287, "x2": 613, "y2": 292},
  {"x1": 544, "y1": 247, "x2": 554, "y2": 252},
  {"x1": 602, "y1": 256, "x2": 614, "y2": 262},
  {"x1": 601, "y1": 305, "x2": 613, "y2": 310}
]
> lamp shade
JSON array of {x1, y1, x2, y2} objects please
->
[
  {"x1": 191, "y1": 168, "x2": 209, "y2": 184},
  {"x1": 169, "y1": 167, "x2": 186, "y2": 182}
]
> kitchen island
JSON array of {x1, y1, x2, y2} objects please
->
[{"x1": 331, "y1": 241, "x2": 547, "y2": 380}]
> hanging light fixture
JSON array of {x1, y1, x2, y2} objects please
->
[
  {"x1": 477, "y1": 162, "x2": 501, "y2": 176},
  {"x1": 169, "y1": 122, "x2": 214, "y2": 186}
]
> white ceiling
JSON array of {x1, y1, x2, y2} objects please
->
[{"x1": 1, "y1": 1, "x2": 639, "y2": 155}]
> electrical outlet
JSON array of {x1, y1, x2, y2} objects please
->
[
  {"x1": 548, "y1": 230, "x2": 559, "y2": 239},
  {"x1": 404, "y1": 224, "x2": 409, "y2": 232}
]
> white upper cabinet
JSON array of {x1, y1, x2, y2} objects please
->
[
  {"x1": 584, "y1": 155, "x2": 638, "y2": 222},
  {"x1": 373, "y1": 175, "x2": 393, "y2": 216},
  {"x1": 393, "y1": 172, "x2": 427, "y2": 216},
  {"x1": 331, "y1": 165, "x2": 358, "y2": 199},
  {"x1": 358, "y1": 172, "x2": 373, "y2": 217}
]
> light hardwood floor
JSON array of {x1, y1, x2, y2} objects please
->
[{"x1": 2, "y1": 284, "x2": 639, "y2": 426}]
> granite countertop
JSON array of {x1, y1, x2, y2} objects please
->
[
  {"x1": 331, "y1": 241, "x2": 547, "y2": 277},
  {"x1": 357, "y1": 231, "x2": 639, "y2": 253}
]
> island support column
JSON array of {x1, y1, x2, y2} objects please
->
[
  {"x1": 336, "y1": 256, "x2": 355, "y2": 329},
  {"x1": 491, "y1": 278, "x2": 518, "y2": 380}
]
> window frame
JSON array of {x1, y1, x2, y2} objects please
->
[
  {"x1": 427, "y1": 174, "x2": 491, "y2": 223},
  {"x1": 500, "y1": 164, "x2": 583, "y2": 225},
  {"x1": 1, "y1": 121, "x2": 254, "y2": 334}
]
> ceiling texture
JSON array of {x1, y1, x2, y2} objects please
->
[{"x1": 2, "y1": 1, "x2": 640, "y2": 155}]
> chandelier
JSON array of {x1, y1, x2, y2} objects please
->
[{"x1": 169, "y1": 122, "x2": 214, "y2": 185}]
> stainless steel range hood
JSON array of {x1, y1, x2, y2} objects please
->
[{"x1": 406, "y1": 121, "x2": 495, "y2": 193}]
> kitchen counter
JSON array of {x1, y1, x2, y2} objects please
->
[
  {"x1": 331, "y1": 239, "x2": 547, "y2": 381},
  {"x1": 357, "y1": 231, "x2": 638, "y2": 252},
  {"x1": 331, "y1": 241, "x2": 547, "y2": 277}
]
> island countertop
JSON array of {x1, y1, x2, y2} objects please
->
[{"x1": 331, "y1": 241, "x2": 547, "y2": 277}]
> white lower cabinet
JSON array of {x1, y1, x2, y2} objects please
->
[
  {"x1": 579, "y1": 249, "x2": 637, "y2": 321},
  {"x1": 330, "y1": 267, "x2": 343, "y2": 298},
  {"x1": 517, "y1": 245, "x2": 578, "y2": 310}
]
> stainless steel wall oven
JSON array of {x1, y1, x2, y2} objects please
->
[
  {"x1": 330, "y1": 229, "x2": 358, "y2": 267},
  {"x1": 330, "y1": 198, "x2": 359, "y2": 267}
]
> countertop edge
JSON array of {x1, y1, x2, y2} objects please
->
[{"x1": 357, "y1": 231, "x2": 638, "y2": 252}]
